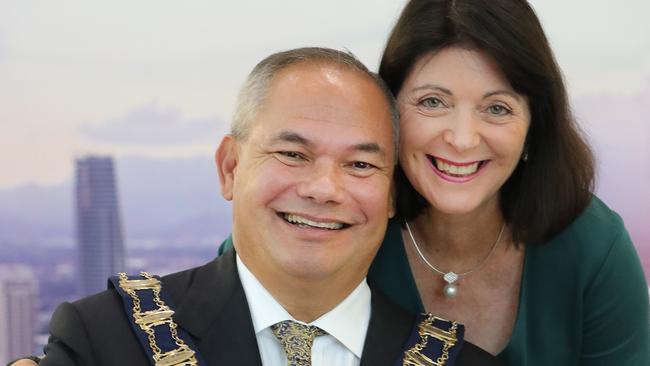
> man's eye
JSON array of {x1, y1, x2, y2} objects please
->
[
  {"x1": 279, "y1": 151, "x2": 304, "y2": 159},
  {"x1": 347, "y1": 161, "x2": 379, "y2": 177},
  {"x1": 352, "y1": 161, "x2": 374, "y2": 170},
  {"x1": 274, "y1": 151, "x2": 308, "y2": 166}
]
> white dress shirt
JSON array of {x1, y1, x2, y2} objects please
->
[{"x1": 236, "y1": 255, "x2": 371, "y2": 366}]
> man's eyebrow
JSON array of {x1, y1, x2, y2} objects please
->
[
  {"x1": 271, "y1": 131, "x2": 312, "y2": 147},
  {"x1": 271, "y1": 130, "x2": 386, "y2": 158},
  {"x1": 354, "y1": 142, "x2": 385, "y2": 158}
]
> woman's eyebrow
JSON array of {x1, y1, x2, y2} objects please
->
[
  {"x1": 483, "y1": 90, "x2": 523, "y2": 101},
  {"x1": 410, "y1": 84, "x2": 453, "y2": 95}
]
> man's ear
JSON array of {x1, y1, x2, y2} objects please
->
[{"x1": 215, "y1": 135, "x2": 238, "y2": 201}]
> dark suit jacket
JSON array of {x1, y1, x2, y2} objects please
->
[{"x1": 38, "y1": 250, "x2": 503, "y2": 366}]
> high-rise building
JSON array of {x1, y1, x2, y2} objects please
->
[
  {"x1": 76, "y1": 156, "x2": 126, "y2": 297},
  {"x1": 0, "y1": 265, "x2": 38, "y2": 363}
]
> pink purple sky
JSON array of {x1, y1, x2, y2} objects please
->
[{"x1": 1, "y1": 1, "x2": 649, "y2": 270}]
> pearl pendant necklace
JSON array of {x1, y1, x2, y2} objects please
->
[{"x1": 405, "y1": 220, "x2": 505, "y2": 299}]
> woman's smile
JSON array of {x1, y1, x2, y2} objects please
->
[{"x1": 428, "y1": 155, "x2": 490, "y2": 183}]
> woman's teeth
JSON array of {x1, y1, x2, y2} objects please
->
[
  {"x1": 435, "y1": 159, "x2": 480, "y2": 176},
  {"x1": 283, "y1": 213, "x2": 344, "y2": 230}
]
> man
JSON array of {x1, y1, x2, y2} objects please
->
[{"x1": 9, "y1": 48, "x2": 502, "y2": 366}]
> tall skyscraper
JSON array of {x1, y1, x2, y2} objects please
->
[
  {"x1": 0, "y1": 265, "x2": 38, "y2": 363},
  {"x1": 76, "y1": 156, "x2": 126, "y2": 297}
]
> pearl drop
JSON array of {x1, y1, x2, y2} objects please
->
[{"x1": 443, "y1": 283, "x2": 458, "y2": 298}]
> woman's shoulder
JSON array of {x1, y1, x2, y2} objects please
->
[
  {"x1": 540, "y1": 195, "x2": 628, "y2": 252},
  {"x1": 570, "y1": 195, "x2": 625, "y2": 234},
  {"x1": 530, "y1": 198, "x2": 649, "y2": 364},
  {"x1": 530, "y1": 195, "x2": 640, "y2": 286}
]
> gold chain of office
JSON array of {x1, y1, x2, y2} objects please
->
[
  {"x1": 403, "y1": 314, "x2": 459, "y2": 366},
  {"x1": 118, "y1": 272, "x2": 198, "y2": 366},
  {"x1": 119, "y1": 273, "x2": 457, "y2": 366}
]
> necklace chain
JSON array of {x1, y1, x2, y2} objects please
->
[{"x1": 404, "y1": 220, "x2": 505, "y2": 279}]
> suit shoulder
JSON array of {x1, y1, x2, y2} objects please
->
[
  {"x1": 64, "y1": 259, "x2": 216, "y2": 334},
  {"x1": 44, "y1": 260, "x2": 217, "y2": 365},
  {"x1": 47, "y1": 292, "x2": 148, "y2": 365}
]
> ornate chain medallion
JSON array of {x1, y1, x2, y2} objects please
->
[
  {"x1": 118, "y1": 272, "x2": 199, "y2": 366},
  {"x1": 403, "y1": 314, "x2": 459, "y2": 366}
]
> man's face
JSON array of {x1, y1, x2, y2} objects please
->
[{"x1": 217, "y1": 63, "x2": 395, "y2": 289}]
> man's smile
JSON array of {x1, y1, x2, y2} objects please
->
[{"x1": 278, "y1": 212, "x2": 351, "y2": 230}]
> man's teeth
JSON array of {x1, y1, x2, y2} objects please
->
[
  {"x1": 435, "y1": 159, "x2": 480, "y2": 176},
  {"x1": 283, "y1": 214, "x2": 344, "y2": 230}
]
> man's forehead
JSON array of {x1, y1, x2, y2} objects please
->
[
  {"x1": 271, "y1": 62, "x2": 386, "y2": 102},
  {"x1": 264, "y1": 64, "x2": 390, "y2": 121},
  {"x1": 277, "y1": 61, "x2": 362, "y2": 82},
  {"x1": 242, "y1": 61, "x2": 395, "y2": 161}
]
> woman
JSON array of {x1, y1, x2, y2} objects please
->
[{"x1": 368, "y1": 0, "x2": 649, "y2": 364}]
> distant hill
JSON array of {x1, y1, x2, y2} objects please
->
[{"x1": 0, "y1": 155, "x2": 232, "y2": 248}]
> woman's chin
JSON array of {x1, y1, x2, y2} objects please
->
[{"x1": 424, "y1": 194, "x2": 499, "y2": 218}]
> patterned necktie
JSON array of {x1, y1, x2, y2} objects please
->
[{"x1": 271, "y1": 320, "x2": 327, "y2": 366}]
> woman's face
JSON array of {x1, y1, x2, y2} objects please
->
[{"x1": 397, "y1": 47, "x2": 530, "y2": 216}]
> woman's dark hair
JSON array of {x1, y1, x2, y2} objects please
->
[{"x1": 380, "y1": 0, "x2": 594, "y2": 244}]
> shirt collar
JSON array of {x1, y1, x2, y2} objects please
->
[{"x1": 236, "y1": 254, "x2": 371, "y2": 358}]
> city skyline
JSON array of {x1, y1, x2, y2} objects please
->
[
  {"x1": 0, "y1": 265, "x2": 37, "y2": 363},
  {"x1": 75, "y1": 156, "x2": 126, "y2": 296}
]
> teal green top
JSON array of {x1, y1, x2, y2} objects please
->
[
  {"x1": 368, "y1": 197, "x2": 650, "y2": 365},
  {"x1": 218, "y1": 197, "x2": 649, "y2": 365}
]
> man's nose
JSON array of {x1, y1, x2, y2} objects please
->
[
  {"x1": 442, "y1": 110, "x2": 481, "y2": 152},
  {"x1": 296, "y1": 161, "x2": 345, "y2": 204}
]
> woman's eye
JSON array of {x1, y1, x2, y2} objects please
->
[
  {"x1": 420, "y1": 97, "x2": 442, "y2": 109},
  {"x1": 487, "y1": 104, "x2": 511, "y2": 116}
]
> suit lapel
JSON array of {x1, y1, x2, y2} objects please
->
[
  {"x1": 165, "y1": 252, "x2": 417, "y2": 366},
  {"x1": 171, "y1": 250, "x2": 263, "y2": 366},
  {"x1": 360, "y1": 288, "x2": 414, "y2": 366}
]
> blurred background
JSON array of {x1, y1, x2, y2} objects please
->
[{"x1": 0, "y1": 0, "x2": 648, "y2": 361}]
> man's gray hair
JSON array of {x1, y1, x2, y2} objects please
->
[{"x1": 230, "y1": 47, "x2": 399, "y2": 160}]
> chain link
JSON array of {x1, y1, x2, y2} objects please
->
[
  {"x1": 403, "y1": 314, "x2": 458, "y2": 366},
  {"x1": 118, "y1": 272, "x2": 198, "y2": 366}
]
